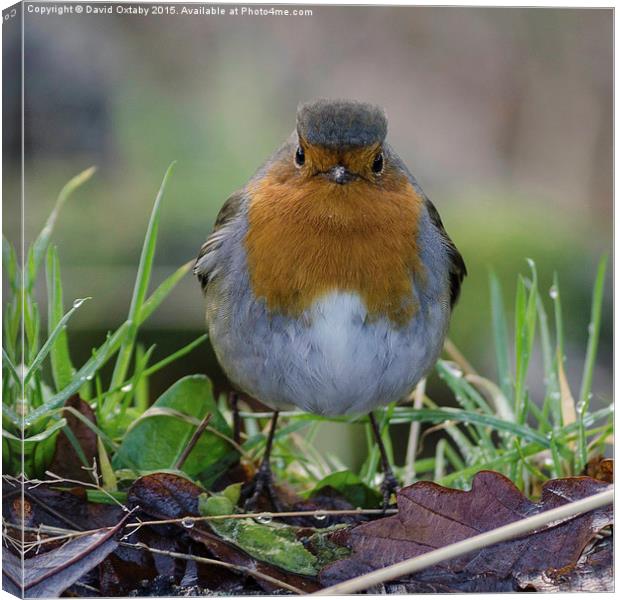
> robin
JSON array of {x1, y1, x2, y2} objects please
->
[{"x1": 194, "y1": 99, "x2": 466, "y2": 509}]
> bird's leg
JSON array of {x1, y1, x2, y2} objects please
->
[
  {"x1": 229, "y1": 391, "x2": 241, "y2": 445},
  {"x1": 369, "y1": 412, "x2": 399, "y2": 510},
  {"x1": 241, "y1": 411, "x2": 283, "y2": 512}
]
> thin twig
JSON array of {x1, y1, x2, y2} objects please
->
[
  {"x1": 443, "y1": 338, "x2": 477, "y2": 376},
  {"x1": 120, "y1": 541, "x2": 306, "y2": 594},
  {"x1": 174, "y1": 413, "x2": 212, "y2": 470},
  {"x1": 125, "y1": 507, "x2": 398, "y2": 529},
  {"x1": 313, "y1": 488, "x2": 613, "y2": 595},
  {"x1": 403, "y1": 378, "x2": 426, "y2": 486}
]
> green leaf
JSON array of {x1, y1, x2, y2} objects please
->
[
  {"x1": 199, "y1": 493, "x2": 318, "y2": 576},
  {"x1": 309, "y1": 470, "x2": 382, "y2": 509},
  {"x1": 199, "y1": 492, "x2": 234, "y2": 516},
  {"x1": 112, "y1": 375, "x2": 238, "y2": 486},
  {"x1": 27, "y1": 166, "x2": 96, "y2": 289},
  {"x1": 45, "y1": 246, "x2": 76, "y2": 391},
  {"x1": 109, "y1": 162, "x2": 176, "y2": 397}
]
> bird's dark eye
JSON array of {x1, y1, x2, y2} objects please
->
[
  {"x1": 295, "y1": 146, "x2": 305, "y2": 167},
  {"x1": 372, "y1": 152, "x2": 384, "y2": 174}
]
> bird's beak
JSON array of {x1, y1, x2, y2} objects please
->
[{"x1": 326, "y1": 165, "x2": 355, "y2": 185}]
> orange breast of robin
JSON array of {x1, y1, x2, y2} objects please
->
[{"x1": 245, "y1": 157, "x2": 424, "y2": 326}]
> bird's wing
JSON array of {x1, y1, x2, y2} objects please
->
[
  {"x1": 423, "y1": 198, "x2": 467, "y2": 308},
  {"x1": 193, "y1": 190, "x2": 244, "y2": 292}
]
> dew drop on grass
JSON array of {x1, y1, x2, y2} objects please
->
[
  {"x1": 588, "y1": 323, "x2": 595, "y2": 335},
  {"x1": 85, "y1": 374, "x2": 94, "y2": 381},
  {"x1": 549, "y1": 286, "x2": 558, "y2": 299},
  {"x1": 256, "y1": 513, "x2": 273, "y2": 524},
  {"x1": 72, "y1": 298, "x2": 87, "y2": 308},
  {"x1": 181, "y1": 517, "x2": 195, "y2": 529},
  {"x1": 314, "y1": 511, "x2": 327, "y2": 522},
  {"x1": 121, "y1": 383, "x2": 133, "y2": 393}
]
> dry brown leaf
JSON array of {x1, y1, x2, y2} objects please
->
[{"x1": 319, "y1": 470, "x2": 613, "y2": 592}]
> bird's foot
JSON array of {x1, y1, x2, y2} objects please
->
[
  {"x1": 240, "y1": 460, "x2": 284, "y2": 513},
  {"x1": 380, "y1": 471, "x2": 399, "y2": 512}
]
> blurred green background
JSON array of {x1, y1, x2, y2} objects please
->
[{"x1": 3, "y1": 5, "x2": 612, "y2": 467}]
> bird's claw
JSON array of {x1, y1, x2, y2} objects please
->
[
  {"x1": 240, "y1": 461, "x2": 284, "y2": 513},
  {"x1": 381, "y1": 472, "x2": 399, "y2": 512}
]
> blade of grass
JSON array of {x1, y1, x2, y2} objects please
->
[
  {"x1": 61, "y1": 424, "x2": 92, "y2": 471},
  {"x1": 385, "y1": 407, "x2": 550, "y2": 446},
  {"x1": 3, "y1": 300, "x2": 20, "y2": 359},
  {"x1": 24, "y1": 322, "x2": 129, "y2": 427},
  {"x1": 109, "y1": 162, "x2": 176, "y2": 398},
  {"x1": 3, "y1": 418, "x2": 67, "y2": 443},
  {"x1": 557, "y1": 354, "x2": 577, "y2": 429},
  {"x1": 575, "y1": 256, "x2": 607, "y2": 473},
  {"x1": 436, "y1": 360, "x2": 491, "y2": 414},
  {"x1": 551, "y1": 271, "x2": 564, "y2": 364},
  {"x1": 23, "y1": 296, "x2": 40, "y2": 364},
  {"x1": 514, "y1": 262, "x2": 538, "y2": 425},
  {"x1": 113, "y1": 344, "x2": 156, "y2": 423},
  {"x1": 433, "y1": 439, "x2": 447, "y2": 480},
  {"x1": 26, "y1": 167, "x2": 96, "y2": 289},
  {"x1": 534, "y1": 288, "x2": 556, "y2": 431},
  {"x1": 138, "y1": 260, "x2": 192, "y2": 324},
  {"x1": 134, "y1": 345, "x2": 150, "y2": 414},
  {"x1": 97, "y1": 437, "x2": 118, "y2": 492},
  {"x1": 142, "y1": 334, "x2": 207, "y2": 378},
  {"x1": 23, "y1": 297, "x2": 90, "y2": 385},
  {"x1": 46, "y1": 246, "x2": 76, "y2": 391},
  {"x1": 2, "y1": 235, "x2": 21, "y2": 293},
  {"x1": 96, "y1": 335, "x2": 208, "y2": 406},
  {"x1": 50, "y1": 406, "x2": 118, "y2": 452},
  {"x1": 403, "y1": 379, "x2": 426, "y2": 485},
  {"x1": 421, "y1": 396, "x2": 477, "y2": 462},
  {"x1": 2, "y1": 348, "x2": 20, "y2": 385},
  {"x1": 465, "y1": 374, "x2": 514, "y2": 422},
  {"x1": 489, "y1": 271, "x2": 512, "y2": 401}
]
